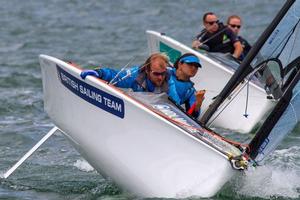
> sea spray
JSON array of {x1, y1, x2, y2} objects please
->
[
  {"x1": 234, "y1": 146, "x2": 300, "y2": 198},
  {"x1": 73, "y1": 159, "x2": 94, "y2": 172}
]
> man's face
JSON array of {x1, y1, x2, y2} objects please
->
[
  {"x1": 147, "y1": 58, "x2": 167, "y2": 87},
  {"x1": 228, "y1": 18, "x2": 241, "y2": 35},
  {"x1": 204, "y1": 14, "x2": 219, "y2": 33}
]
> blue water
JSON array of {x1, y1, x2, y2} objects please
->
[{"x1": 1, "y1": 0, "x2": 300, "y2": 199}]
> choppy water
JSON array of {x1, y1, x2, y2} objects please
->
[{"x1": 1, "y1": 0, "x2": 300, "y2": 199}]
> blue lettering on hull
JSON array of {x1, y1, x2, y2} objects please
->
[{"x1": 56, "y1": 65, "x2": 125, "y2": 118}]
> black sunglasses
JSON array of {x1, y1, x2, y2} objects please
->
[
  {"x1": 206, "y1": 20, "x2": 219, "y2": 25},
  {"x1": 150, "y1": 70, "x2": 167, "y2": 77},
  {"x1": 229, "y1": 24, "x2": 241, "y2": 29}
]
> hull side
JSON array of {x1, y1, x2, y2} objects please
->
[{"x1": 40, "y1": 55, "x2": 238, "y2": 198}]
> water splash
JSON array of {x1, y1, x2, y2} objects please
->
[
  {"x1": 236, "y1": 146, "x2": 300, "y2": 198},
  {"x1": 73, "y1": 159, "x2": 94, "y2": 172}
]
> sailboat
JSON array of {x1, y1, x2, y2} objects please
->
[
  {"x1": 147, "y1": 30, "x2": 276, "y2": 133},
  {"x1": 2, "y1": 0, "x2": 300, "y2": 198}
]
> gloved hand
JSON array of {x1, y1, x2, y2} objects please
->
[{"x1": 80, "y1": 70, "x2": 101, "y2": 79}]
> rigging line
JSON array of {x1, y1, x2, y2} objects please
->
[
  {"x1": 111, "y1": 37, "x2": 181, "y2": 86},
  {"x1": 290, "y1": 89, "x2": 300, "y2": 123},
  {"x1": 286, "y1": 20, "x2": 300, "y2": 65},
  {"x1": 289, "y1": 101, "x2": 298, "y2": 124},
  {"x1": 195, "y1": 26, "x2": 228, "y2": 45},
  {"x1": 276, "y1": 19, "x2": 300, "y2": 58},
  {"x1": 207, "y1": 79, "x2": 250, "y2": 127},
  {"x1": 206, "y1": 62, "x2": 270, "y2": 127},
  {"x1": 109, "y1": 56, "x2": 137, "y2": 85},
  {"x1": 207, "y1": 61, "x2": 267, "y2": 125},
  {"x1": 110, "y1": 64, "x2": 147, "y2": 86},
  {"x1": 244, "y1": 80, "x2": 250, "y2": 118},
  {"x1": 267, "y1": 19, "x2": 300, "y2": 61}
]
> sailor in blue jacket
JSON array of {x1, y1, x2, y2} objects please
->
[
  {"x1": 80, "y1": 53, "x2": 170, "y2": 93},
  {"x1": 168, "y1": 53, "x2": 205, "y2": 119},
  {"x1": 80, "y1": 52, "x2": 204, "y2": 119}
]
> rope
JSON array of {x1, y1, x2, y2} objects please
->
[
  {"x1": 290, "y1": 89, "x2": 300, "y2": 123},
  {"x1": 109, "y1": 56, "x2": 137, "y2": 85},
  {"x1": 206, "y1": 80, "x2": 248, "y2": 127},
  {"x1": 243, "y1": 79, "x2": 250, "y2": 118},
  {"x1": 206, "y1": 61, "x2": 279, "y2": 126}
]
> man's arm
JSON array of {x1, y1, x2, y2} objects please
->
[
  {"x1": 81, "y1": 67, "x2": 138, "y2": 88},
  {"x1": 233, "y1": 40, "x2": 243, "y2": 59},
  {"x1": 192, "y1": 40, "x2": 202, "y2": 49},
  {"x1": 192, "y1": 30, "x2": 207, "y2": 50}
]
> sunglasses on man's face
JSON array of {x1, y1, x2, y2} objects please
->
[
  {"x1": 205, "y1": 20, "x2": 219, "y2": 26},
  {"x1": 229, "y1": 24, "x2": 241, "y2": 29},
  {"x1": 150, "y1": 70, "x2": 167, "y2": 77}
]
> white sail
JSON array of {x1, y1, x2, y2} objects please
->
[
  {"x1": 254, "y1": 82, "x2": 300, "y2": 164},
  {"x1": 246, "y1": 0, "x2": 300, "y2": 163}
]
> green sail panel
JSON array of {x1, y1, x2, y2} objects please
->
[{"x1": 159, "y1": 42, "x2": 181, "y2": 64}]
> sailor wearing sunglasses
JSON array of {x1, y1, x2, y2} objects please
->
[
  {"x1": 227, "y1": 15, "x2": 252, "y2": 61},
  {"x1": 192, "y1": 12, "x2": 243, "y2": 59},
  {"x1": 80, "y1": 52, "x2": 205, "y2": 119},
  {"x1": 80, "y1": 53, "x2": 170, "y2": 93}
]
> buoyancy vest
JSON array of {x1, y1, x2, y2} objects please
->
[{"x1": 197, "y1": 23, "x2": 238, "y2": 54}]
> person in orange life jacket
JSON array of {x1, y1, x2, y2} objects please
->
[
  {"x1": 168, "y1": 53, "x2": 205, "y2": 118},
  {"x1": 227, "y1": 15, "x2": 252, "y2": 61},
  {"x1": 192, "y1": 12, "x2": 243, "y2": 59},
  {"x1": 80, "y1": 53, "x2": 170, "y2": 93}
]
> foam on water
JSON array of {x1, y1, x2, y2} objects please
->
[
  {"x1": 236, "y1": 146, "x2": 300, "y2": 198},
  {"x1": 73, "y1": 159, "x2": 94, "y2": 172}
]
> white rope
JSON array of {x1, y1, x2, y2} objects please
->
[{"x1": 109, "y1": 56, "x2": 137, "y2": 85}]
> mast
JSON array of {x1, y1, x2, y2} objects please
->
[{"x1": 200, "y1": 0, "x2": 296, "y2": 125}]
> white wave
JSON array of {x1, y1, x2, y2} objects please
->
[
  {"x1": 236, "y1": 146, "x2": 300, "y2": 198},
  {"x1": 73, "y1": 159, "x2": 94, "y2": 172}
]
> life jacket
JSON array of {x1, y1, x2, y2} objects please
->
[{"x1": 197, "y1": 23, "x2": 238, "y2": 54}]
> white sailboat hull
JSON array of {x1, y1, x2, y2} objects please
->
[
  {"x1": 147, "y1": 30, "x2": 275, "y2": 133},
  {"x1": 40, "y1": 55, "x2": 240, "y2": 198}
]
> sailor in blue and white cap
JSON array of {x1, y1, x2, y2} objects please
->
[{"x1": 168, "y1": 53, "x2": 205, "y2": 119}]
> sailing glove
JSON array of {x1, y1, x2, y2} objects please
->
[{"x1": 80, "y1": 70, "x2": 102, "y2": 79}]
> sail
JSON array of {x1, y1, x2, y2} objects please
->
[
  {"x1": 252, "y1": 3, "x2": 300, "y2": 68},
  {"x1": 250, "y1": 81, "x2": 300, "y2": 164},
  {"x1": 249, "y1": 0, "x2": 300, "y2": 98},
  {"x1": 200, "y1": 0, "x2": 300, "y2": 164},
  {"x1": 200, "y1": 0, "x2": 296, "y2": 125},
  {"x1": 246, "y1": 1, "x2": 300, "y2": 164}
]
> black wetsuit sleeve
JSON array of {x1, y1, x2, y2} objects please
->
[
  {"x1": 196, "y1": 29, "x2": 207, "y2": 42},
  {"x1": 239, "y1": 36, "x2": 252, "y2": 51},
  {"x1": 225, "y1": 28, "x2": 239, "y2": 44}
]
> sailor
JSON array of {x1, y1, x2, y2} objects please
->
[
  {"x1": 80, "y1": 53, "x2": 205, "y2": 118},
  {"x1": 192, "y1": 12, "x2": 243, "y2": 60},
  {"x1": 168, "y1": 53, "x2": 205, "y2": 119},
  {"x1": 226, "y1": 15, "x2": 252, "y2": 61},
  {"x1": 80, "y1": 53, "x2": 170, "y2": 93}
]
